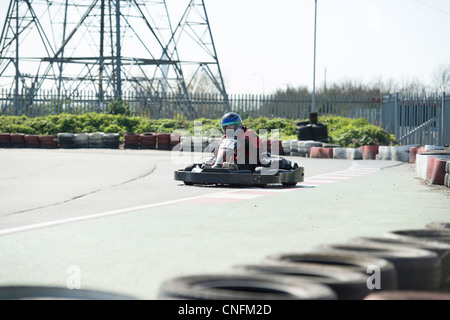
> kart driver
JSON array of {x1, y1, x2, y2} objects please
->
[
  {"x1": 213, "y1": 112, "x2": 263, "y2": 172},
  {"x1": 212, "y1": 112, "x2": 299, "y2": 173}
]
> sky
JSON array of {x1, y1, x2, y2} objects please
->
[
  {"x1": 202, "y1": 0, "x2": 450, "y2": 94},
  {"x1": 0, "y1": 0, "x2": 449, "y2": 95}
]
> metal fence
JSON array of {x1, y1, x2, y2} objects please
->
[
  {"x1": 0, "y1": 89, "x2": 381, "y2": 121},
  {"x1": 0, "y1": 89, "x2": 448, "y2": 145},
  {"x1": 381, "y1": 93, "x2": 449, "y2": 146}
]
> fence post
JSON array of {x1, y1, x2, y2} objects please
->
[{"x1": 442, "y1": 92, "x2": 448, "y2": 146}]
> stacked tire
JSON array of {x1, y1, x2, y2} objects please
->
[
  {"x1": 74, "y1": 133, "x2": 89, "y2": 148},
  {"x1": 88, "y1": 132, "x2": 104, "y2": 148},
  {"x1": 25, "y1": 135, "x2": 40, "y2": 148},
  {"x1": 57, "y1": 133, "x2": 75, "y2": 148},
  {"x1": 140, "y1": 133, "x2": 156, "y2": 149},
  {"x1": 0, "y1": 133, "x2": 11, "y2": 148},
  {"x1": 296, "y1": 121, "x2": 328, "y2": 143},
  {"x1": 170, "y1": 133, "x2": 182, "y2": 150},
  {"x1": 191, "y1": 137, "x2": 208, "y2": 152},
  {"x1": 39, "y1": 135, "x2": 58, "y2": 149},
  {"x1": 180, "y1": 136, "x2": 192, "y2": 152},
  {"x1": 124, "y1": 133, "x2": 140, "y2": 149},
  {"x1": 10, "y1": 134, "x2": 26, "y2": 148},
  {"x1": 445, "y1": 161, "x2": 450, "y2": 188},
  {"x1": 103, "y1": 133, "x2": 120, "y2": 149},
  {"x1": 157, "y1": 221, "x2": 450, "y2": 300},
  {"x1": 157, "y1": 133, "x2": 171, "y2": 150},
  {"x1": 296, "y1": 121, "x2": 314, "y2": 141}
]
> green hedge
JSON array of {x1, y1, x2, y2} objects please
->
[{"x1": 0, "y1": 113, "x2": 397, "y2": 148}]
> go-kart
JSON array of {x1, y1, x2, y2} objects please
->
[{"x1": 174, "y1": 152, "x2": 304, "y2": 187}]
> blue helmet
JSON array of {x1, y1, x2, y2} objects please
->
[{"x1": 221, "y1": 112, "x2": 243, "y2": 130}]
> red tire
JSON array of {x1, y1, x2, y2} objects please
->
[
  {"x1": 10, "y1": 134, "x2": 26, "y2": 148},
  {"x1": 25, "y1": 135, "x2": 41, "y2": 148},
  {"x1": 0, "y1": 133, "x2": 11, "y2": 147},
  {"x1": 39, "y1": 135, "x2": 58, "y2": 148}
]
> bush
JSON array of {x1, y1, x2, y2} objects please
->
[{"x1": 0, "y1": 113, "x2": 397, "y2": 148}]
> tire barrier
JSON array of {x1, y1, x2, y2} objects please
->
[
  {"x1": 0, "y1": 285, "x2": 136, "y2": 300},
  {"x1": 123, "y1": 133, "x2": 140, "y2": 149},
  {"x1": 180, "y1": 136, "x2": 192, "y2": 152},
  {"x1": 179, "y1": 136, "x2": 225, "y2": 153},
  {"x1": 156, "y1": 133, "x2": 171, "y2": 150},
  {"x1": 0, "y1": 133, "x2": 11, "y2": 147},
  {"x1": 296, "y1": 122, "x2": 328, "y2": 142},
  {"x1": 290, "y1": 140, "x2": 300, "y2": 156},
  {"x1": 57, "y1": 133, "x2": 75, "y2": 149},
  {"x1": 206, "y1": 137, "x2": 221, "y2": 153},
  {"x1": 270, "y1": 140, "x2": 284, "y2": 155},
  {"x1": 103, "y1": 133, "x2": 120, "y2": 149},
  {"x1": 310, "y1": 147, "x2": 334, "y2": 159},
  {"x1": 376, "y1": 145, "x2": 416, "y2": 162},
  {"x1": 347, "y1": 236, "x2": 450, "y2": 287},
  {"x1": 409, "y1": 146, "x2": 419, "y2": 163},
  {"x1": 296, "y1": 122, "x2": 314, "y2": 141},
  {"x1": 74, "y1": 133, "x2": 89, "y2": 148},
  {"x1": 10, "y1": 134, "x2": 26, "y2": 148},
  {"x1": 314, "y1": 243, "x2": 442, "y2": 290},
  {"x1": 139, "y1": 132, "x2": 156, "y2": 149},
  {"x1": 88, "y1": 132, "x2": 104, "y2": 148},
  {"x1": 157, "y1": 222, "x2": 450, "y2": 300},
  {"x1": 25, "y1": 135, "x2": 41, "y2": 148},
  {"x1": 426, "y1": 157, "x2": 448, "y2": 185},
  {"x1": 416, "y1": 152, "x2": 450, "y2": 181},
  {"x1": 39, "y1": 135, "x2": 58, "y2": 149},
  {"x1": 157, "y1": 274, "x2": 337, "y2": 300},
  {"x1": 232, "y1": 263, "x2": 372, "y2": 300},
  {"x1": 364, "y1": 290, "x2": 450, "y2": 300},
  {"x1": 261, "y1": 139, "x2": 283, "y2": 155},
  {"x1": 384, "y1": 229, "x2": 450, "y2": 244},
  {"x1": 170, "y1": 133, "x2": 182, "y2": 150},
  {"x1": 191, "y1": 136, "x2": 208, "y2": 153},
  {"x1": 333, "y1": 147, "x2": 363, "y2": 160},
  {"x1": 427, "y1": 222, "x2": 450, "y2": 231},
  {"x1": 263, "y1": 252, "x2": 398, "y2": 291},
  {"x1": 361, "y1": 145, "x2": 378, "y2": 160},
  {"x1": 282, "y1": 140, "x2": 292, "y2": 155}
]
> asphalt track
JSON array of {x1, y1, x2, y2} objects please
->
[{"x1": 0, "y1": 148, "x2": 449, "y2": 299}]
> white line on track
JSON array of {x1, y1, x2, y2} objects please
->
[{"x1": 0, "y1": 163, "x2": 380, "y2": 236}]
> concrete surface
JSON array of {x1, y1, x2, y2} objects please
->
[{"x1": 0, "y1": 148, "x2": 449, "y2": 299}]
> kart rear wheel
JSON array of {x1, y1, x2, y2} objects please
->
[
  {"x1": 184, "y1": 181, "x2": 194, "y2": 186},
  {"x1": 282, "y1": 182, "x2": 297, "y2": 187}
]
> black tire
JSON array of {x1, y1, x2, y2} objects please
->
[
  {"x1": 426, "y1": 222, "x2": 450, "y2": 231},
  {"x1": 314, "y1": 243, "x2": 442, "y2": 290},
  {"x1": 385, "y1": 229, "x2": 450, "y2": 244},
  {"x1": 158, "y1": 274, "x2": 337, "y2": 300},
  {"x1": 232, "y1": 263, "x2": 371, "y2": 300},
  {"x1": 348, "y1": 236, "x2": 450, "y2": 287},
  {"x1": 264, "y1": 251, "x2": 397, "y2": 291},
  {"x1": 296, "y1": 124, "x2": 314, "y2": 141},
  {"x1": 282, "y1": 182, "x2": 297, "y2": 187},
  {"x1": 312, "y1": 123, "x2": 328, "y2": 142}
]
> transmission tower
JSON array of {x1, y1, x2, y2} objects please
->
[{"x1": 0, "y1": 0, "x2": 227, "y2": 104}]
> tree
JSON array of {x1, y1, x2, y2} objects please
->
[{"x1": 432, "y1": 62, "x2": 450, "y2": 93}]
